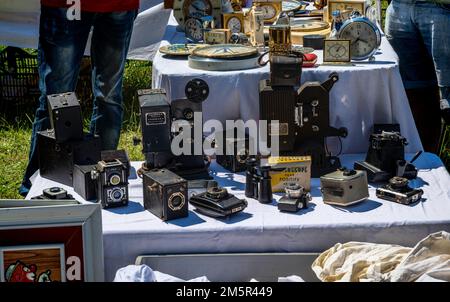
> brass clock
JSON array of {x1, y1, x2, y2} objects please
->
[
  {"x1": 253, "y1": 0, "x2": 283, "y2": 24},
  {"x1": 204, "y1": 29, "x2": 231, "y2": 44},
  {"x1": 326, "y1": 0, "x2": 366, "y2": 22},
  {"x1": 223, "y1": 12, "x2": 245, "y2": 34},
  {"x1": 323, "y1": 39, "x2": 351, "y2": 63},
  {"x1": 173, "y1": 0, "x2": 223, "y2": 30}
]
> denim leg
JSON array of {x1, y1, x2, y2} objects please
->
[
  {"x1": 413, "y1": 2, "x2": 450, "y2": 96},
  {"x1": 385, "y1": 0, "x2": 437, "y2": 89},
  {"x1": 89, "y1": 10, "x2": 137, "y2": 150},
  {"x1": 20, "y1": 7, "x2": 92, "y2": 196}
]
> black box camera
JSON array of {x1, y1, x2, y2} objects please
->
[
  {"x1": 143, "y1": 168, "x2": 188, "y2": 221},
  {"x1": 91, "y1": 159, "x2": 129, "y2": 208},
  {"x1": 47, "y1": 92, "x2": 83, "y2": 143},
  {"x1": 37, "y1": 130, "x2": 101, "y2": 186}
]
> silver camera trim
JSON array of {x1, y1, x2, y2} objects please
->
[{"x1": 168, "y1": 192, "x2": 186, "y2": 211}]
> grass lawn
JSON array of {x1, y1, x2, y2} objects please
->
[{"x1": 0, "y1": 59, "x2": 149, "y2": 199}]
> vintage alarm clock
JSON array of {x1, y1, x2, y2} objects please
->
[
  {"x1": 185, "y1": 17, "x2": 205, "y2": 42},
  {"x1": 326, "y1": 0, "x2": 366, "y2": 22},
  {"x1": 223, "y1": 12, "x2": 245, "y2": 34},
  {"x1": 173, "y1": 0, "x2": 223, "y2": 30},
  {"x1": 337, "y1": 11, "x2": 381, "y2": 61},
  {"x1": 253, "y1": 0, "x2": 282, "y2": 24}
]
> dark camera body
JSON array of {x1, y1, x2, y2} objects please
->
[
  {"x1": 277, "y1": 183, "x2": 311, "y2": 212},
  {"x1": 270, "y1": 54, "x2": 302, "y2": 87},
  {"x1": 260, "y1": 72, "x2": 347, "y2": 177},
  {"x1": 37, "y1": 130, "x2": 101, "y2": 186},
  {"x1": 31, "y1": 187, "x2": 74, "y2": 200},
  {"x1": 376, "y1": 177, "x2": 424, "y2": 205},
  {"x1": 47, "y1": 92, "x2": 83, "y2": 143},
  {"x1": 216, "y1": 132, "x2": 252, "y2": 173},
  {"x1": 143, "y1": 168, "x2": 188, "y2": 221},
  {"x1": 92, "y1": 160, "x2": 129, "y2": 209},
  {"x1": 354, "y1": 127, "x2": 418, "y2": 182},
  {"x1": 73, "y1": 164, "x2": 97, "y2": 201},
  {"x1": 190, "y1": 187, "x2": 247, "y2": 218},
  {"x1": 278, "y1": 194, "x2": 310, "y2": 213},
  {"x1": 138, "y1": 80, "x2": 210, "y2": 180},
  {"x1": 138, "y1": 89, "x2": 172, "y2": 153},
  {"x1": 366, "y1": 131, "x2": 407, "y2": 175},
  {"x1": 101, "y1": 150, "x2": 131, "y2": 178}
]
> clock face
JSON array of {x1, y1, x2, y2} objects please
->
[
  {"x1": 290, "y1": 19, "x2": 329, "y2": 32},
  {"x1": 338, "y1": 20, "x2": 379, "y2": 60},
  {"x1": 227, "y1": 16, "x2": 242, "y2": 33},
  {"x1": 260, "y1": 4, "x2": 277, "y2": 20},
  {"x1": 192, "y1": 44, "x2": 258, "y2": 58},
  {"x1": 185, "y1": 18, "x2": 204, "y2": 42},
  {"x1": 183, "y1": 0, "x2": 212, "y2": 19},
  {"x1": 324, "y1": 40, "x2": 350, "y2": 62}
]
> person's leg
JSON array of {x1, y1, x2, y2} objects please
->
[
  {"x1": 19, "y1": 7, "x2": 92, "y2": 196},
  {"x1": 385, "y1": 0, "x2": 441, "y2": 152},
  {"x1": 413, "y1": 1, "x2": 450, "y2": 144},
  {"x1": 89, "y1": 10, "x2": 137, "y2": 150}
]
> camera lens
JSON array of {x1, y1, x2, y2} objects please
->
[
  {"x1": 206, "y1": 187, "x2": 228, "y2": 200},
  {"x1": 172, "y1": 196, "x2": 182, "y2": 207},
  {"x1": 183, "y1": 108, "x2": 194, "y2": 120},
  {"x1": 109, "y1": 174, "x2": 121, "y2": 186},
  {"x1": 169, "y1": 193, "x2": 185, "y2": 211},
  {"x1": 111, "y1": 188, "x2": 124, "y2": 202}
]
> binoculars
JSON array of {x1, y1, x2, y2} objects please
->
[{"x1": 245, "y1": 157, "x2": 273, "y2": 204}]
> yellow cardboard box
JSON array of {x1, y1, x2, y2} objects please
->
[{"x1": 268, "y1": 156, "x2": 312, "y2": 192}]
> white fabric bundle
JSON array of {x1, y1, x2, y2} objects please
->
[
  {"x1": 113, "y1": 265, "x2": 210, "y2": 282},
  {"x1": 312, "y1": 231, "x2": 450, "y2": 282}
]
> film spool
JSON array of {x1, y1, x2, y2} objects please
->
[{"x1": 185, "y1": 78, "x2": 209, "y2": 103}]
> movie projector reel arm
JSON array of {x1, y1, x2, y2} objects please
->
[{"x1": 294, "y1": 72, "x2": 348, "y2": 140}]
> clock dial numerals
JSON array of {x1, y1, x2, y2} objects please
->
[
  {"x1": 227, "y1": 17, "x2": 242, "y2": 33},
  {"x1": 185, "y1": 18, "x2": 204, "y2": 42},
  {"x1": 339, "y1": 20, "x2": 379, "y2": 59},
  {"x1": 324, "y1": 40, "x2": 350, "y2": 62}
]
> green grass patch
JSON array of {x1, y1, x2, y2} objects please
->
[{"x1": 0, "y1": 59, "x2": 149, "y2": 198}]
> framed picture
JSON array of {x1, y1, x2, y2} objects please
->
[
  {"x1": 0, "y1": 200, "x2": 104, "y2": 282},
  {"x1": 0, "y1": 244, "x2": 66, "y2": 282}
]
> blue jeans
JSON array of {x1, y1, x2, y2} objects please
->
[
  {"x1": 20, "y1": 7, "x2": 137, "y2": 196},
  {"x1": 385, "y1": 0, "x2": 450, "y2": 102}
]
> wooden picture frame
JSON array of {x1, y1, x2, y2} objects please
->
[
  {"x1": 0, "y1": 244, "x2": 66, "y2": 282},
  {"x1": 0, "y1": 200, "x2": 104, "y2": 282}
]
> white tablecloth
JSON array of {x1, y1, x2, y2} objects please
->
[
  {"x1": 153, "y1": 13, "x2": 423, "y2": 154},
  {"x1": 26, "y1": 153, "x2": 450, "y2": 281}
]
